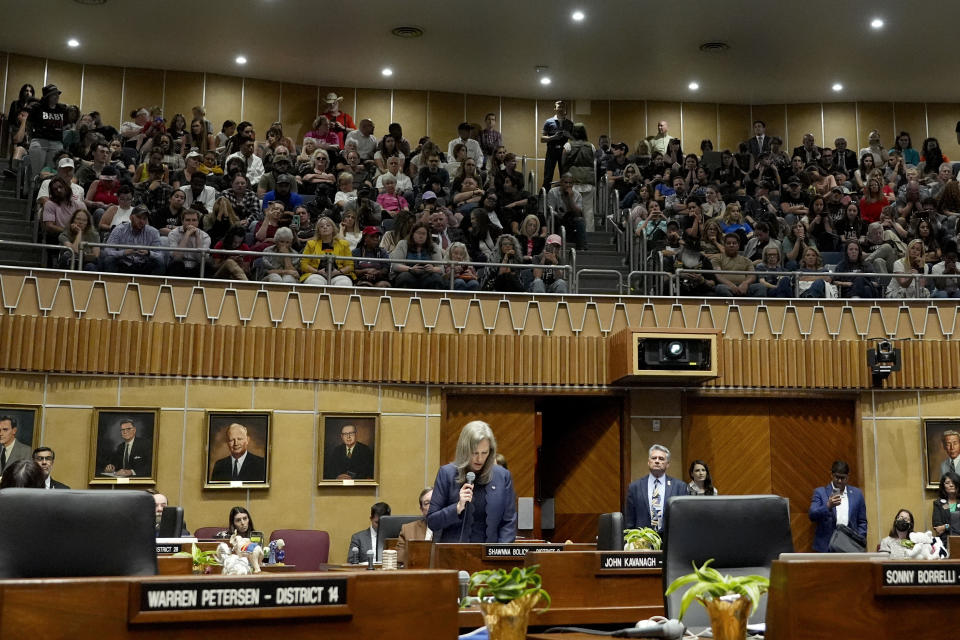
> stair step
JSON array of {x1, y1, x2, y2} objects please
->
[
  {"x1": 0, "y1": 196, "x2": 29, "y2": 212},
  {"x1": 0, "y1": 219, "x2": 34, "y2": 236}
]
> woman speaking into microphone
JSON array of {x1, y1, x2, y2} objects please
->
[{"x1": 427, "y1": 421, "x2": 517, "y2": 542}]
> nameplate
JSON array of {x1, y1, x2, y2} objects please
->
[
  {"x1": 599, "y1": 551, "x2": 663, "y2": 570},
  {"x1": 138, "y1": 578, "x2": 348, "y2": 613},
  {"x1": 483, "y1": 544, "x2": 564, "y2": 559},
  {"x1": 881, "y1": 564, "x2": 960, "y2": 587},
  {"x1": 156, "y1": 543, "x2": 183, "y2": 554}
]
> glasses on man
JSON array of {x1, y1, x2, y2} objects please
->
[{"x1": 34, "y1": 455, "x2": 54, "y2": 462}]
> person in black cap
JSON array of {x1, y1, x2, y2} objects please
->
[
  {"x1": 26, "y1": 84, "x2": 69, "y2": 178},
  {"x1": 260, "y1": 173, "x2": 303, "y2": 213}
]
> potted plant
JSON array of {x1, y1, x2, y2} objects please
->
[
  {"x1": 467, "y1": 565, "x2": 551, "y2": 640},
  {"x1": 664, "y1": 559, "x2": 769, "y2": 640},
  {"x1": 623, "y1": 527, "x2": 662, "y2": 550},
  {"x1": 172, "y1": 543, "x2": 222, "y2": 574}
]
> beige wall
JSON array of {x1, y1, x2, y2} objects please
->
[
  {"x1": 5, "y1": 51, "x2": 959, "y2": 187},
  {"x1": 1, "y1": 373, "x2": 440, "y2": 564}
]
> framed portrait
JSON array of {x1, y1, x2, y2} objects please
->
[
  {"x1": 319, "y1": 413, "x2": 380, "y2": 486},
  {"x1": 204, "y1": 411, "x2": 271, "y2": 489},
  {"x1": 923, "y1": 419, "x2": 960, "y2": 489},
  {"x1": 90, "y1": 408, "x2": 160, "y2": 485},
  {"x1": 0, "y1": 405, "x2": 41, "y2": 472}
]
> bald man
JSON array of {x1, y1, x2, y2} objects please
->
[{"x1": 210, "y1": 423, "x2": 266, "y2": 482}]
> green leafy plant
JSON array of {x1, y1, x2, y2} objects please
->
[
  {"x1": 623, "y1": 527, "x2": 662, "y2": 550},
  {"x1": 172, "y1": 543, "x2": 222, "y2": 571},
  {"x1": 664, "y1": 559, "x2": 769, "y2": 620},
  {"x1": 467, "y1": 565, "x2": 551, "y2": 611}
]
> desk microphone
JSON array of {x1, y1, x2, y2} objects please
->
[
  {"x1": 366, "y1": 549, "x2": 375, "y2": 570},
  {"x1": 458, "y1": 570, "x2": 470, "y2": 603},
  {"x1": 348, "y1": 545, "x2": 359, "y2": 564},
  {"x1": 613, "y1": 617, "x2": 685, "y2": 638}
]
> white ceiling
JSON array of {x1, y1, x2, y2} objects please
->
[{"x1": 4, "y1": 0, "x2": 959, "y2": 104}]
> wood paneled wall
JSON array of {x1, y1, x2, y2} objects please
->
[{"x1": 5, "y1": 51, "x2": 960, "y2": 186}]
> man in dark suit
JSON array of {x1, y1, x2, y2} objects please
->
[
  {"x1": 791, "y1": 133, "x2": 822, "y2": 165},
  {"x1": 625, "y1": 444, "x2": 689, "y2": 536},
  {"x1": 0, "y1": 415, "x2": 32, "y2": 474},
  {"x1": 808, "y1": 460, "x2": 868, "y2": 552},
  {"x1": 210, "y1": 423, "x2": 267, "y2": 482},
  {"x1": 32, "y1": 447, "x2": 69, "y2": 489},
  {"x1": 103, "y1": 418, "x2": 152, "y2": 477},
  {"x1": 324, "y1": 423, "x2": 375, "y2": 480},
  {"x1": 746, "y1": 120, "x2": 772, "y2": 159},
  {"x1": 347, "y1": 502, "x2": 391, "y2": 563},
  {"x1": 398, "y1": 487, "x2": 434, "y2": 566},
  {"x1": 832, "y1": 137, "x2": 859, "y2": 180}
]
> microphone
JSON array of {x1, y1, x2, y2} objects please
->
[
  {"x1": 458, "y1": 570, "x2": 470, "y2": 603},
  {"x1": 366, "y1": 549, "x2": 375, "y2": 570},
  {"x1": 348, "y1": 545, "x2": 359, "y2": 565},
  {"x1": 459, "y1": 471, "x2": 477, "y2": 542},
  {"x1": 613, "y1": 617, "x2": 685, "y2": 638}
]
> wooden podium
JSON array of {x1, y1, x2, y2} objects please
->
[
  {"x1": 767, "y1": 555, "x2": 960, "y2": 639},
  {"x1": 0, "y1": 569, "x2": 458, "y2": 640}
]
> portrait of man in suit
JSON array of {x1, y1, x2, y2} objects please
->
[
  {"x1": 321, "y1": 415, "x2": 378, "y2": 482},
  {"x1": 92, "y1": 410, "x2": 158, "y2": 483},
  {"x1": 209, "y1": 421, "x2": 268, "y2": 484},
  {"x1": 0, "y1": 414, "x2": 34, "y2": 475}
]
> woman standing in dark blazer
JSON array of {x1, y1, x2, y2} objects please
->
[
  {"x1": 933, "y1": 471, "x2": 960, "y2": 545},
  {"x1": 427, "y1": 421, "x2": 517, "y2": 543}
]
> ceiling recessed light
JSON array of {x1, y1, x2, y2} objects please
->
[
  {"x1": 688, "y1": 82, "x2": 699, "y2": 91},
  {"x1": 832, "y1": 83, "x2": 843, "y2": 92},
  {"x1": 235, "y1": 55, "x2": 247, "y2": 65},
  {"x1": 67, "y1": 38, "x2": 80, "y2": 48},
  {"x1": 381, "y1": 67, "x2": 393, "y2": 77},
  {"x1": 870, "y1": 18, "x2": 884, "y2": 29},
  {"x1": 540, "y1": 76, "x2": 552, "y2": 86},
  {"x1": 571, "y1": 10, "x2": 585, "y2": 21}
]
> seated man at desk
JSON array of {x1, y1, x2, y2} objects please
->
[
  {"x1": 348, "y1": 502, "x2": 391, "y2": 564},
  {"x1": 397, "y1": 487, "x2": 433, "y2": 566},
  {"x1": 150, "y1": 490, "x2": 190, "y2": 537}
]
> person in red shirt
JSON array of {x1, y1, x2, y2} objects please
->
[{"x1": 321, "y1": 93, "x2": 356, "y2": 149}]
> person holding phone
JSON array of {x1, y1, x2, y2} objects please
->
[
  {"x1": 809, "y1": 460, "x2": 868, "y2": 552},
  {"x1": 389, "y1": 222, "x2": 446, "y2": 289}
]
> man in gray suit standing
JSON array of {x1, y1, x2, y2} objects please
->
[{"x1": 0, "y1": 416, "x2": 32, "y2": 475}]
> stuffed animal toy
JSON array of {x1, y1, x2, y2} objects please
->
[
  {"x1": 231, "y1": 533, "x2": 264, "y2": 573},
  {"x1": 905, "y1": 530, "x2": 947, "y2": 560},
  {"x1": 268, "y1": 539, "x2": 286, "y2": 565},
  {"x1": 215, "y1": 542, "x2": 252, "y2": 575}
]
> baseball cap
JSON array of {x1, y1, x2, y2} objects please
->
[
  {"x1": 275, "y1": 173, "x2": 293, "y2": 185},
  {"x1": 545, "y1": 234, "x2": 562, "y2": 245},
  {"x1": 58, "y1": 157, "x2": 75, "y2": 169},
  {"x1": 361, "y1": 226, "x2": 382, "y2": 237},
  {"x1": 421, "y1": 190, "x2": 437, "y2": 201},
  {"x1": 186, "y1": 151, "x2": 202, "y2": 159}
]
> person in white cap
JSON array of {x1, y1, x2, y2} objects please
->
[
  {"x1": 529, "y1": 234, "x2": 569, "y2": 293},
  {"x1": 322, "y1": 92, "x2": 356, "y2": 148},
  {"x1": 36, "y1": 156, "x2": 85, "y2": 208}
]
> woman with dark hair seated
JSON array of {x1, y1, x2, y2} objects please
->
[
  {"x1": 389, "y1": 222, "x2": 445, "y2": 289},
  {"x1": 833, "y1": 240, "x2": 880, "y2": 298},
  {"x1": 879, "y1": 508, "x2": 915, "y2": 558},
  {"x1": 687, "y1": 460, "x2": 718, "y2": 495},
  {"x1": 933, "y1": 471, "x2": 960, "y2": 545},
  {"x1": 216, "y1": 506, "x2": 255, "y2": 539},
  {"x1": 0, "y1": 459, "x2": 45, "y2": 489}
]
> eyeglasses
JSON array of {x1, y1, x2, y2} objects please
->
[{"x1": 34, "y1": 455, "x2": 53, "y2": 462}]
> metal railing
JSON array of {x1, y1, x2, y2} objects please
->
[
  {"x1": 0, "y1": 239, "x2": 74, "y2": 267},
  {"x1": 575, "y1": 268, "x2": 623, "y2": 293},
  {"x1": 76, "y1": 241, "x2": 574, "y2": 291},
  {"x1": 671, "y1": 268, "x2": 954, "y2": 298}
]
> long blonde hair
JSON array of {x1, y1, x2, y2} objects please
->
[{"x1": 453, "y1": 421, "x2": 498, "y2": 485}]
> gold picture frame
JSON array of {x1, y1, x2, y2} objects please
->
[
  {"x1": 204, "y1": 411, "x2": 272, "y2": 489},
  {"x1": 318, "y1": 413, "x2": 380, "y2": 486},
  {"x1": 89, "y1": 408, "x2": 160, "y2": 485}
]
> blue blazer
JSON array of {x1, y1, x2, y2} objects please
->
[
  {"x1": 625, "y1": 474, "x2": 688, "y2": 532},
  {"x1": 426, "y1": 463, "x2": 517, "y2": 543},
  {"x1": 808, "y1": 484, "x2": 868, "y2": 552}
]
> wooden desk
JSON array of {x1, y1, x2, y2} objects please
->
[
  {"x1": 767, "y1": 556, "x2": 960, "y2": 639},
  {"x1": 407, "y1": 541, "x2": 596, "y2": 573},
  {"x1": 949, "y1": 535, "x2": 960, "y2": 558},
  {"x1": 157, "y1": 556, "x2": 193, "y2": 575},
  {"x1": 459, "y1": 550, "x2": 663, "y2": 628},
  {"x1": 0, "y1": 569, "x2": 458, "y2": 640}
]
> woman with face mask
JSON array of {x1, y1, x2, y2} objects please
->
[{"x1": 878, "y1": 509, "x2": 916, "y2": 558}]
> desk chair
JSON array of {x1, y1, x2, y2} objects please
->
[
  {"x1": 193, "y1": 526, "x2": 224, "y2": 539},
  {"x1": 269, "y1": 529, "x2": 330, "y2": 569},
  {"x1": 0, "y1": 489, "x2": 157, "y2": 578},
  {"x1": 663, "y1": 495, "x2": 793, "y2": 630},
  {"x1": 597, "y1": 511, "x2": 625, "y2": 551}
]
